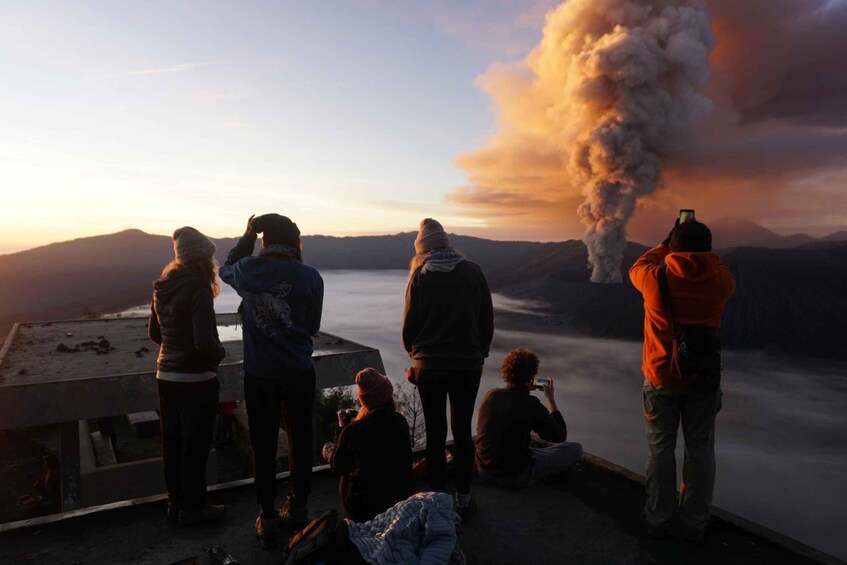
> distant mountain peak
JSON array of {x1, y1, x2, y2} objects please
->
[
  {"x1": 821, "y1": 230, "x2": 847, "y2": 243},
  {"x1": 711, "y1": 217, "x2": 810, "y2": 249},
  {"x1": 711, "y1": 216, "x2": 779, "y2": 236}
]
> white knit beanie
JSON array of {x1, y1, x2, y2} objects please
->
[
  {"x1": 414, "y1": 218, "x2": 451, "y2": 254},
  {"x1": 173, "y1": 226, "x2": 216, "y2": 262}
]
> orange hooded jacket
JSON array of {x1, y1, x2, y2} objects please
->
[{"x1": 629, "y1": 245, "x2": 736, "y2": 388}]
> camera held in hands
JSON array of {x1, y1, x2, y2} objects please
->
[
  {"x1": 337, "y1": 408, "x2": 358, "y2": 428},
  {"x1": 532, "y1": 377, "x2": 551, "y2": 391},
  {"x1": 324, "y1": 409, "x2": 359, "y2": 463},
  {"x1": 679, "y1": 209, "x2": 695, "y2": 224}
]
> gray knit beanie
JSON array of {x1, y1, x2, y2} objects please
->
[
  {"x1": 173, "y1": 226, "x2": 216, "y2": 262},
  {"x1": 414, "y1": 218, "x2": 451, "y2": 254}
]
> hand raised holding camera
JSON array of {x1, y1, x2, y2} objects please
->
[
  {"x1": 337, "y1": 408, "x2": 357, "y2": 428},
  {"x1": 543, "y1": 376, "x2": 558, "y2": 413},
  {"x1": 662, "y1": 218, "x2": 680, "y2": 248}
]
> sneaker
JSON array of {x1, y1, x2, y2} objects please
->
[
  {"x1": 255, "y1": 514, "x2": 279, "y2": 549},
  {"x1": 166, "y1": 500, "x2": 181, "y2": 523},
  {"x1": 278, "y1": 495, "x2": 309, "y2": 529},
  {"x1": 641, "y1": 512, "x2": 669, "y2": 540},
  {"x1": 178, "y1": 504, "x2": 226, "y2": 526},
  {"x1": 456, "y1": 498, "x2": 477, "y2": 526}
]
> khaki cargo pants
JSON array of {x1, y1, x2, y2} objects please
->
[{"x1": 642, "y1": 380, "x2": 722, "y2": 531}]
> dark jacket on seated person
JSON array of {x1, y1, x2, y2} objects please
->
[
  {"x1": 475, "y1": 387, "x2": 567, "y2": 476},
  {"x1": 330, "y1": 408, "x2": 415, "y2": 522}
]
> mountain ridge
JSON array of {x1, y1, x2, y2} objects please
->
[
  {"x1": 4, "y1": 218, "x2": 845, "y2": 258},
  {"x1": 709, "y1": 217, "x2": 836, "y2": 249},
  {"x1": 1, "y1": 228, "x2": 845, "y2": 358}
]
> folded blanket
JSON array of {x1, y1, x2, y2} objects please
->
[{"x1": 346, "y1": 492, "x2": 459, "y2": 565}]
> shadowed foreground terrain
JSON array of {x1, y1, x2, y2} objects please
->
[{"x1": 0, "y1": 454, "x2": 837, "y2": 565}]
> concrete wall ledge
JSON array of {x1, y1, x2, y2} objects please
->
[{"x1": 581, "y1": 452, "x2": 844, "y2": 565}]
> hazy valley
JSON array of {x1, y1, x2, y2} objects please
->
[{"x1": 2, "y1": 220, "x2": 846, "y2": 359}]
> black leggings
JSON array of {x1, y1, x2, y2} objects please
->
[
  {"x1": 416, "y1": 367, "x2": 482, "y2": 494},
  {"x1": 158, "y1": 378, "x2": 219, "y2": 512},
  {"x1": 244, "y1": 369, "x2": 315, "y2": 513}
]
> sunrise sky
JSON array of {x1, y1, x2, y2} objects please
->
[{"x1": 1, "y1": 0, "x2": 845, "y2": 254}]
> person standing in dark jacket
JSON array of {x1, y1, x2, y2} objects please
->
[
  {"x1": 402, "y1": 218, "x2": 493, "y2": 522},
  {"x1": 149, "y1": 227, "x2": 227, "y2": 526},
  {"x1": 324, "y1": 368, "x2": 415, "y2": 522},
  {"x1": 475, "y1": 348, "x2": 582, "y2": 488},
  {"x1": 219, "y1": 214, "x2": 324, "y2": 549}
]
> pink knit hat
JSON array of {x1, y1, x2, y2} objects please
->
[
  {"x1": 355, "y1": 368, "x2": 394, "y2": 410},
  {"x1": 414, "y1": 218, "x2": 451, "y2": 255}
]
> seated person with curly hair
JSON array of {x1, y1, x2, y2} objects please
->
[{"x1": 475, "y1": 348, "x2": 583, "y2": 488}]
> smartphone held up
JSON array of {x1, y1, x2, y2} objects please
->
[
  {"x1": 679, "y1": 209, "x2": 695, "y2": 224},
  {"x1": 532, "y1": 377, "x2": 551, "y2": 391}
]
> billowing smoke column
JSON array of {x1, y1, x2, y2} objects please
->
[{"x1": 559, "y1": 0, "x2": 715, "y2": 282}]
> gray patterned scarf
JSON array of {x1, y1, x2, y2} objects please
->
[{"x1": 421, "y1": 249, "x2": 465, "y2": 274}]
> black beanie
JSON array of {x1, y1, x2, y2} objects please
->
[{"x1": 252, "y1": 213, "x2": 301, "y2": 247}]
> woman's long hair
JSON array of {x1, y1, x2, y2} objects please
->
[
  {"x1": 161, "y1": 256, "x2": 220, "y2": 297},
  {"x1": 354, "y1": 399, "x2": 397, "y2": 422},
  {"x1": 408, "y1": 253, "x2": 426, "y2": 275}
]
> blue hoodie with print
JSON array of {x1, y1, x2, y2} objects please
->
[{"x1": 219, "y1": 233, "x2": 324, "y2": 377}]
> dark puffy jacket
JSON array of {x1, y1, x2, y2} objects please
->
[
  {"x1": 148, "y1": 271, "x2": 226, "y2": 373},
  {"x1": 402, "y1": 260, "x2": 494, "y2": 370}
]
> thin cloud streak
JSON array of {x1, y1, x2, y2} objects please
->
[{"x1": 98, "y1": 60, "x2": 221, "y2": 79}]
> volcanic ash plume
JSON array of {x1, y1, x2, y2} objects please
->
[{"x1": 554, "y1": 0, "x2": 714, "y2": 282}]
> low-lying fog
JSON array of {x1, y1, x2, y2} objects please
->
[{"x1": 133, "y1": 270, "x2": 847, "y2": 559}]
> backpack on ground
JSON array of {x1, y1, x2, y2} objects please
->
[{"x1": 283, "y1": 508, "x2": 365, "y2": 565}]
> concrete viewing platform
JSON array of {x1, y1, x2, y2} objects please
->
[
  {"x1": 0, "y1": 316, "x2": 843, "y2": 564},
  {"x1": 0, "y1": 453, "x2": 841, "y2": 565},
  {"x1": 0, "y1": 316, "x2": 383, "y2": 518}
]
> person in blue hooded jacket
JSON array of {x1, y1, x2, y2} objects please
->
[{"x1": 219, "y1": 214, "x2": 324, "y2": 549}]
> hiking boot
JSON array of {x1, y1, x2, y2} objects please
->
[
  {"x1": 178, "y1": 504, "x2": 226, "y2": 526},
  {"x1": 684, "y1": 527, "x2": 706, "y2": 544},
  {"x1": 641, "y1": 512, "x2": 669, "y2": 539},
  {"x1": 166, "y1": 500, "x2": 181, "y2": 523},
  {"x1": 456, "y1": 498, "x2": 477, "y2": 526},
  {"x1": 255, "y1": 514, "x2": 279, "y2": 549},
  {"x1": 278, "y1": 495, "x2": 309, "y2": 529}
]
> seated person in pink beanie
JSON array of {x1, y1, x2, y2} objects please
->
[{"x1": 324, "y1": 368, "x2": 415, "y2": 522}]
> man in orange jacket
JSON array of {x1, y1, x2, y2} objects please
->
[{"x1": 629, "y1": 218, "x2": 735, "y2": 541}]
